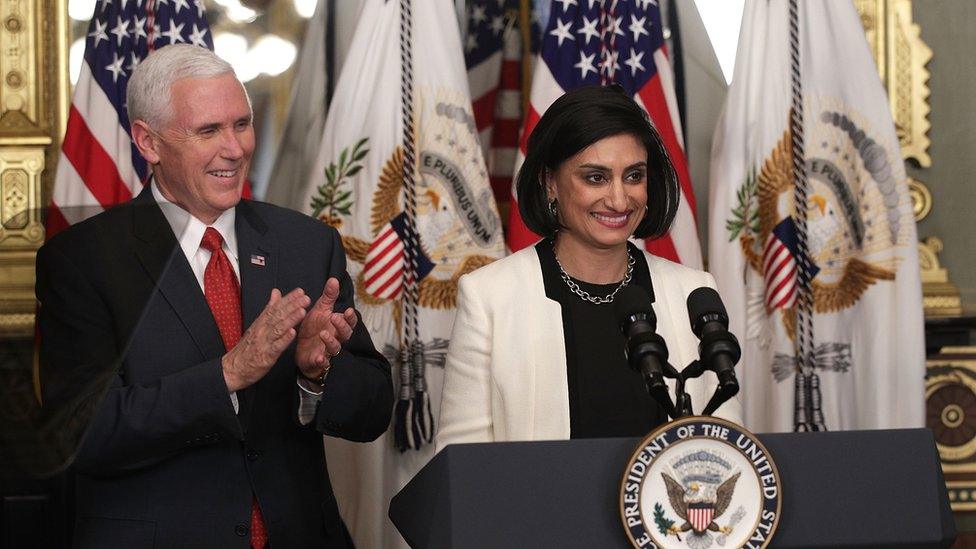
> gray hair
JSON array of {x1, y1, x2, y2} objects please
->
[{"x1": 126, "y1": 44, "x2": 248, "y2": 128}]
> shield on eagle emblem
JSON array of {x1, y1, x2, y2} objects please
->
[{"x1": 687, "y1": 502, "x2": 715, "y2": 534}]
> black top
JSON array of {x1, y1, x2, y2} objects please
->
[{"x1": 535, "y1": 239, "x2": 667, "y2": 439}]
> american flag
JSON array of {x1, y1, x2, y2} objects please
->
[
  {"x1": 362, "y1": 213, "x2": 435, "y2": 301},
  {"x1": 49, "y1": 0, "x2": 214, "y2": 237},
  {"x1": 506, "y1": 0, "x2": 701, "y2": 267},
  {"x1": 763, "y1": 217, "x2": 818, "y2": 310},
  {"x1": 464, "y1": 0, "x2": 523, "y2": 206}
]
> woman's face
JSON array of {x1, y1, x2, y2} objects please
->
[{"x1": 546, "y1": 133, "x2": 648, "y2": 252}]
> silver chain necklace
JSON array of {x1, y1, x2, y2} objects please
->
[{"x1": 554, "y1": 249, "x2": 635, "y2": 304}]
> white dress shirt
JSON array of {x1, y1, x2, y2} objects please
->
[{"x1": 151, "y1": 182, "x2": 321, "y2": 423}]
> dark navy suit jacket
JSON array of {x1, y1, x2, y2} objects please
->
[{"x1": 36, "y1": 186, "x2": 393, "y2": 548}]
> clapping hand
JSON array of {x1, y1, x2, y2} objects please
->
[
  {"x1": 296, "y1": 278, "x2": 358, "y2": 380},
  {"x1": 222, "y1": 288, "x2": 310, "y2": 392}
]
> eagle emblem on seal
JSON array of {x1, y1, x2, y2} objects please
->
[{"x1": 662, "y1": 471, "x2": 740, "y2": 538}]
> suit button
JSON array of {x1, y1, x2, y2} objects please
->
[
  {"x1": 246, "y1": 449, "x2": 259, "y2": 461},
  {"x1": 235, "y1": 523, "x2": 249, "y2": 537}
]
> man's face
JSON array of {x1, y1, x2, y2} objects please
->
[{"x1": 147, "y1": 73, "x2": 254, "y2": 224}]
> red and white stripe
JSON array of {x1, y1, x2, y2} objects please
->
[
  {"x1": 763, "y1": 234, "x2": 798, "y2": 309},
  {"x1": 506, "y1": 61, "x2": 556, "y2": 247},
  {"x1": 52, "y1": 62, "x2": 143, "y2": 234},
  {"x1": 469, "y1": 23, "x2": 522, "y2": 204},
  {"x1": 688, "y1": 505, "x2": 715, "y2": 533},
  {"x1": 362, "y1": 223, "x2": 406, "y2": 300},
  {"x1": 486, "y1": 25, "x2": 522, "y2": 204}
]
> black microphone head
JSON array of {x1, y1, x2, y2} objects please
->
[
  {"x1": 614, "y1": 285, "x2": 656, "y2": 332},
  {"x1": 687, "y1": 287, "x2": 729, "y2": 337}
]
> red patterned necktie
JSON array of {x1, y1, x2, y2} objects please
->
[{"x1": 200, "y1": 227, "x2": 268, "y2": 549}]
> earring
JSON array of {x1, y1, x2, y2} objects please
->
[
  {"x1": 635, "y1": 204, "x2": 649, "y2": 234},
  {"x1": 548, "y1": 198, "x2": 558, "y2": 218}
]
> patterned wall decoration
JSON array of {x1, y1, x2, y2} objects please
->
[
  {"x1": 0, "y1": 0, "x2": 68, "y2": 338},
  {"x1": 927, "y1": 348, "x2": 976, "y2": 511}
]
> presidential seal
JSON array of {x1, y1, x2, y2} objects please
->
[{"x1": 620, "y1": 417, "x2": 781, "y2": 549}]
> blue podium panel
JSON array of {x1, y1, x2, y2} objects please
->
[{"x1": 389, "y1": 429, "x2": 954, "y2": 548}]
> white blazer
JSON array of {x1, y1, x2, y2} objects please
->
[{"x1": 435, "y1": 246, "x2": 743, "y2": 451}]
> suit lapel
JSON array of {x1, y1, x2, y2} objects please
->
[
  {"x1": 235, "y1": 201, "x2": 276, "y2": 336},
  {"x1": 234, "y1": 200, "x2": 277, "y2": 427},
  {"x1": 131, "y1": 186, "x2": 226, "y2": 361},
  {"x1": 523, "y1": 247, "x2": 570, "y2": 440}
]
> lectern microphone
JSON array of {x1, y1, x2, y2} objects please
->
[
  {"x1": 686, "y1": 287, "x2": 741, "y2": 415},
  {"x1": 614, "y1": 285, "x2": 677, "y2": 418}
]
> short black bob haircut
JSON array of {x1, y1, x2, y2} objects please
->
[{"x1": 516, "y1": 84, "x2": 680, "y2": 240}]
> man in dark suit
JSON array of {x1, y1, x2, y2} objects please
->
[{"x1": 36, "y1": 44, "x2": 393, "y2": 548}]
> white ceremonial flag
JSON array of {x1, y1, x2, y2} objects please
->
[
  {"x1": 708, "y1": 0, "x2": 924, "y2": 433},
  {"x1": 298, "y1": 0, "x2": 505, "y2": 547}
]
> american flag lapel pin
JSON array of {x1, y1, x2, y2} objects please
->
[{"x1": 250, "y1": 254, "x2": 266, "y2": 267}]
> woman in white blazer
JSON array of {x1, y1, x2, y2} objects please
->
[{"x1": 436, "y1": 86, "x2": 742, "y2": 451}]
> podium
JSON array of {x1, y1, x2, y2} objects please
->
[{"x1": 390, "y1": 429, "x2": 955, "y2": 548}]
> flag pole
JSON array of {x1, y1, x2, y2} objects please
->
[{"x1": 519, "y1": 0, "x2": 532, "y2": 116}]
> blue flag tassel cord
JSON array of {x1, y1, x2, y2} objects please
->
[
  {"x1": 392, "y1": 0, "x2": 434, "y2": 452},
  {"x1": 787, "y1": 0, "x2": 826, "y2": 432}
]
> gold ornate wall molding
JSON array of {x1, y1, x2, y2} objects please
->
[
  {"x1": 856, "y1": 1, "x2": 962, "y2": 318},
  {"x1": 0, "y1": 0, "x2": 68, "y2": 338},
  {"x1": 908, "y1": 176, "x2": 932, "y2": 221},
  {"x1": 855, "y1": 0, "x2": 933, "y2": 167},
  {"x1": 919, "y1": 237, "x2": 963, "y2": 317},
  {"x1": 907, "y1": 175, "x2": 961, "y2": 316}
]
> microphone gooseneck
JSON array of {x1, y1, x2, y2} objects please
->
[
  {"x1": 614, "y1": 286, "x2": 677, "y2": 419},
  {"x1": 686, "y1": 287, "x2": 741, "y2": 415}
]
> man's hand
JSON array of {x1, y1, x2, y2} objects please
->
[
  {"x1": 296, "y1": 278, "x2": 358, "y2": 379},
  {"x1": 222, "y1": 288, "x2": 310, "y2": 392}
]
